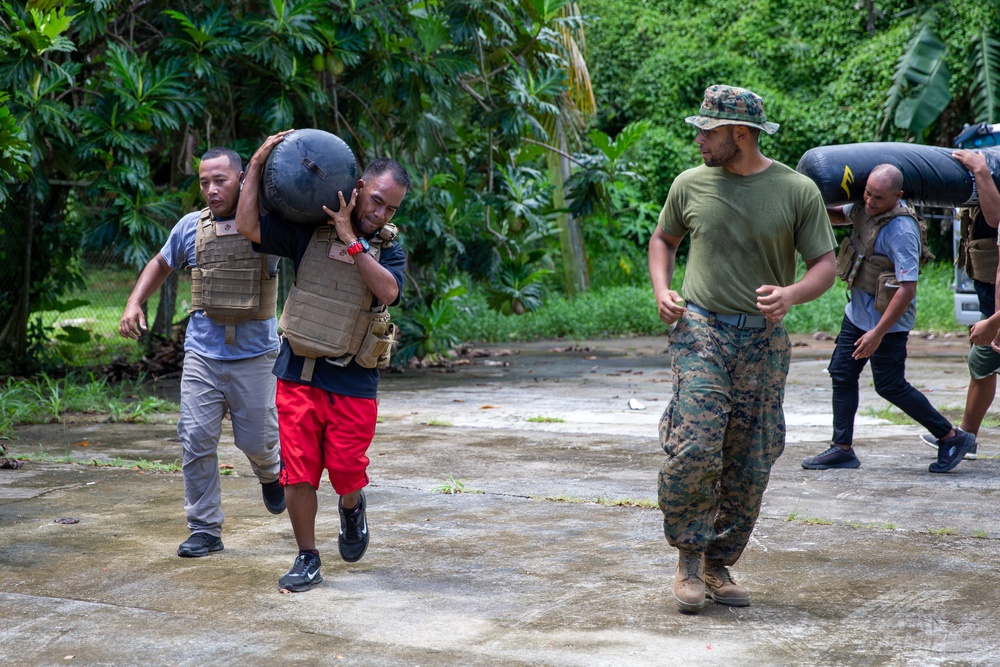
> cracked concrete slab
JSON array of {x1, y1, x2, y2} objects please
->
[{"x1": 2, "y1": 334, "x2": 997, "y2": 666}]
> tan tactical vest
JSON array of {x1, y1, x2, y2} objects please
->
[
  {"x1": 957, "y1": 206, "x2": 998, "y2": 283},
  {"x1": 836, "y1": 204, "x2": 933, "y2": 311},
  {"x1": 190, "y1": 208, "x2": 278, "y2": 344},
  {"x1": 279, "y1": 224, "x2": 399, "y2": 381}
]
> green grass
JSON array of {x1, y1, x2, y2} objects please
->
[
  {"x1": 13, "y1": 445, "x2": 186, "y2": 473},
  {"x1": 527, "y1": 494, "x2": 657, "y2": 508},
  {"x1": 422, "y1": 419, "x2": 453, "y2": 427},
  {"x1": 927, "y1": 527, "x2": 959, "y2": 536},
  {"x1": 525, "y1": 416, "x2": 565, "y2": 423},
  {"x1": 449, "y1": 260, "x2": 965, "y2": 344},
  {"x1": 596, "y1": 496, "x2": 657, "y2": 508},
  {"x1": 531, "y1": 494, "x2": 589, "y2": 503},
  {"x1": 800, "y1": 517, "x2": 835, "y2": 525},
  {"x1": 33, "y1": 267, "x2": 192, "y2": 367},
  {"x1": 846, "y1": 521, "x2": 898, "y2": 531},
  {"x1": 860, "y1": 406, "x2": 917, "y2": 426},
  {"x1": 0, "y1": 373, "x2": 178, "y2": 440},
  {"x1": 430, "y1": 475, "x2": 483, "y2": 495}
]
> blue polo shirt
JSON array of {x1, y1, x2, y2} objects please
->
[
  {"x1": 254, "y1": 215, "x2": 406, "y2": 399},
  {"x1": 160, "y1": 211, "x2": 279, "y2": 360},
  {"x1": 843, "y1": 203, "x2": 920, "y2": 333}
]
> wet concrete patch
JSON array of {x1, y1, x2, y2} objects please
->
[{"x1": 2, "y1": 335, "x2": 998, "y2": 666}]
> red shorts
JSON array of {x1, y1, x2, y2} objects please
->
[{"x1": 275, "y1": 379, "x2": 378, "y2": 494}]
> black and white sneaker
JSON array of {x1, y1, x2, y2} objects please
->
[
  {"x1": 339, "y1": 492, "x2": 370, "y2": 563},
  {"x1": 921, "y1": 433, "x2": 977, "y2": 460},
  {"x1": 278, "y1": 551, "x2": 323, "y2": 592}
]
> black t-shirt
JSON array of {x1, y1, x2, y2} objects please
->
[
  {"x1": 254, "y1": 214, "x2": 406, "y2": 398},
  {"x1": 971, "y1": 207, "x2": 994, "y2": 241}
]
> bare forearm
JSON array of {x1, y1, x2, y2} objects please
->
[
  {"x1": 789, "y1": 252, "x2": 836, "y2": 305},
  {"x1": 647, "y1": 232, "x2": 676, "y2": 296},
  {"x1": 827, "y1": 206, "x2": 850, "y2": 226},
  {"x1": 870, "y1": 282, "x2": 915, "y2": 337},
  {"x1": 239, "y1": 131, "x2": 293, "y2": 243},
  {"x1": 354, "y1": 253, "x2": 399, "y2": 305},
  {"x1": 120, "y1": 254, "x2": 173, "y2": 338},
  {"x1": 236, "y1": 160, "x2": 263, "y2": 243},
  {"x1": 973, "y1": 167, "x2": 1000, "y2": 228},
  {"x1": 126, "y1": 255, "x2": 173, "y2": 308}
]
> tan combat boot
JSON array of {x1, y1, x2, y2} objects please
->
[
  {"x1": 705, "y1": 559, "x2": 751, "y2": 607},
  {"x1": 673, "y1": 549, "x2": 706, "y2": 613}
]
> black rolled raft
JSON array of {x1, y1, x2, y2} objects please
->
[{"x1": 795, "y1": 142, "x2": 1000, "y2": 207}]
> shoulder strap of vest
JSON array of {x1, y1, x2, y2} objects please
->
[
  {"x1": 190, "y1": 208, "x2": 214, "y2": 314},
  {"x1": 193, "y1": 207, "x2": 213, "y2": 253},
  {"x1": 849, "y1": 204, "x2": 917, "y2": 258}
]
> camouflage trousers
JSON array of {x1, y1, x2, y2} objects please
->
[{"x1": 658, "y1": 313, "x2": 790, "y2": 565}]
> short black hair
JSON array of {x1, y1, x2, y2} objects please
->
[
  {"x1": 201, "y1": 147, "x2": 243, "y2": 173},
  {"x1": 363, "y1": 158, "x2": 411, "y2": 192}
]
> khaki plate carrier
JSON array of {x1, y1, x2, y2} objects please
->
[
  {"x1": 835, "y1": 204, "x2": 933, "y2": 312},
  {"x1": 957, "y1": 206, "x2": 998, "y2": 284},
  {"x1": 279, "y1": 225, "x2": 398, "y2": 382},
  {"x1": 190, "y1": 208, "x2": 278, "y2": 344}
]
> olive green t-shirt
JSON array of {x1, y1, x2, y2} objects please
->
[{"x1": 657, "y1": 161, "x2": 836, "y2": 315}]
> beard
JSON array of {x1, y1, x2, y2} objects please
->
[{"x1": 703, "y1": 129, "x2": 741, "y2": 168}]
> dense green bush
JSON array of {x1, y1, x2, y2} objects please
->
[
  {"x1": 582, "y1": 0, "x2": 1000, "y2": 202},
  {"x1": 453, "y1": 259, "x2": 965, "y2": 344}
]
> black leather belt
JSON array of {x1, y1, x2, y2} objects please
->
[{"x1": 687, "y1": 302, "x2": 768, "y2": 329}]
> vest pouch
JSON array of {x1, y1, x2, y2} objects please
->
[
  {"x1": 198, "y1": 266, "x2": 262, "y2": 324},
  {"x1": 873, "y1": 271, "x2": 899, "y2": 313},
  {"x1": 836, "y1": 237, "x2": 860, "y2": 285},
  {"x1": 354, "y1": 314, "x2": 396, "y2": 369},
  {"x1": 966, "y1": 238, "x2": 999, "y2": 283}
]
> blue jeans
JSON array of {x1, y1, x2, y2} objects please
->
[{"x1": 829, "y1": 317, "x2": 952, "y2": 446}]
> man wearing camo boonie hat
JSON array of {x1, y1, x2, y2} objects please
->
[
  {"x1": 648, "y1": 83, "x2": 837, "y2": 615},
  {"x1": 685, "y1": 84, "x2": 780, "y2": 135}
]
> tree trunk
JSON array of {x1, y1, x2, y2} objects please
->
[
  {"x1": 549, "y1": 129, "x2": 589, "y2": 295},
  {"x1": 147, "y1": 270, "x2": 178, "y2": 350},
  {"x1": 5, "y1": 196, "x2": 37, "y2": 372}
]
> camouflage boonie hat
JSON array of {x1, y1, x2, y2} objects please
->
[{"x1": 685, "y1": 84, "x2": 779, "y2": 135}]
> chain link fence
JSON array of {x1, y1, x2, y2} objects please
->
[{"x1": 1, "y1": 186, "x2": 296, "y2": 374}]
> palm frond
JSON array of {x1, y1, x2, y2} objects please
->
[
  {"x1": 970, "y1": 29, "x2": 1000, "y2": 124},
  {"x1": 879, "y1": 12, "x2": 950, "y2": 140}
]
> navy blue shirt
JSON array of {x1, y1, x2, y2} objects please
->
[{"x1": 254, "y1": 215, "x2": 406, "y2": 398}]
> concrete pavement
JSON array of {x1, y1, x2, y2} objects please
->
[{"x1": 2, "y1": 335, "x2": 998, "y2": 666}]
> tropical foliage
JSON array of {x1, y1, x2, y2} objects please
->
[
  {"x1": 3, "y1": 0, "x2": 1000, "y2": 374},
  {"x1": 0, "y1": 0, "x2": 622, "y2": 373},
  {"x1": 582, "y1": 0, "x2": 1000, "y2": 202}
]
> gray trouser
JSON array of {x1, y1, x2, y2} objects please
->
[{"x1": 177, "y1": 350, "x2": 280, "y2": 536}]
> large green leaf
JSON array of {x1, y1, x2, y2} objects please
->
[
  {"x1": 880, "y1": 13, "x2": 951, "y2": 140},
  {"x1": 970, "y1": 29, "x2": 1000, "y2": 124},
  {"x1": 894, "y1": 55, "x2": 951, "y2": 135}
]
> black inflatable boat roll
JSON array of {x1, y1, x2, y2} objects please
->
[
  {"x1": 795, "y1": 142, "x2": 1000, "y2": 207},
  {"x1": 258, "y1": 128, "x2": 359, "y2": 226}
]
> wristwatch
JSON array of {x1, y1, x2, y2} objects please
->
[{"x1": 346, "y1": 237, "x2": 370, "y2": 256}]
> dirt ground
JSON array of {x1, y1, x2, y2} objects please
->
[{"x1": 2, "y1": 333, "x2": 999, "y2": 667}]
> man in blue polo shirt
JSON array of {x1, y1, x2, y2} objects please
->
[
  {"x1": 802, "y1": 163, "x2": 975, "y2": 474},
  {"x1": 119, "y1": 147, "x2": 285, "y2": 558}
]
